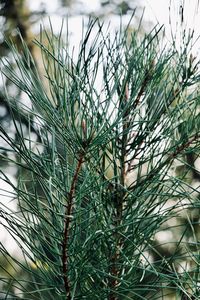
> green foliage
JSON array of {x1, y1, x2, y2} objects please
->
[{"x1": 0, "y1": 17, "x2": 200, "y2": 299}]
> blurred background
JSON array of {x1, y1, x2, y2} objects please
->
[{"x1": 0, "y1": 0, "x2": 200, "y2": 299}]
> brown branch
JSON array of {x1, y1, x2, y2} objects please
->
[
  {"x1": 169, "y1": 134, "x2": 199, "y2": 159},
  {"x1": 108, "y1": 250, "x2": 120, "y2": 300},
  {"x1": 128, "y1": 133, "x2": 200, "y2": 191},
  {"x1": 62, "y1": 153, "x2": 84, "y2": 300}
]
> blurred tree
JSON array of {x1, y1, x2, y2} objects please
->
[{"x1": 0, "y1": 0, "x2": 34, "y2": 54}]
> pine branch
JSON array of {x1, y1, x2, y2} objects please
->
[
  {"x1": 1, "y1": 15, "x2": 200, "y2": 300},
  {"x1": 62, "y1": 152, "x2": 85, "y2": 299}
]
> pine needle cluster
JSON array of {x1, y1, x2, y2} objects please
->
[{"x1": 0, "y1": 17, "x2": 200, "y2": 299}]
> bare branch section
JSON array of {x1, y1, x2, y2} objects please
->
[{"x1": 62, "y1": 153, "x2": 84, "y2": 300}]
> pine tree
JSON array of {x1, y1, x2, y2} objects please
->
[{"x1": 0, "y1": 17, "x2": 200, "y2": 299}]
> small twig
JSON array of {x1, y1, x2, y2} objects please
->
[
  {"x1": 108, "y1": 83, "x2": 129, "y2": 300},
  {"x1": 121, "y1": 83, "x2": 129, "y2": 185},
  {"x1": 62, "y1": 152, "x2": 84, "y2": 300},
  {"x1": 134, "y1": 60, "x2": 154, "y2": 108}
]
